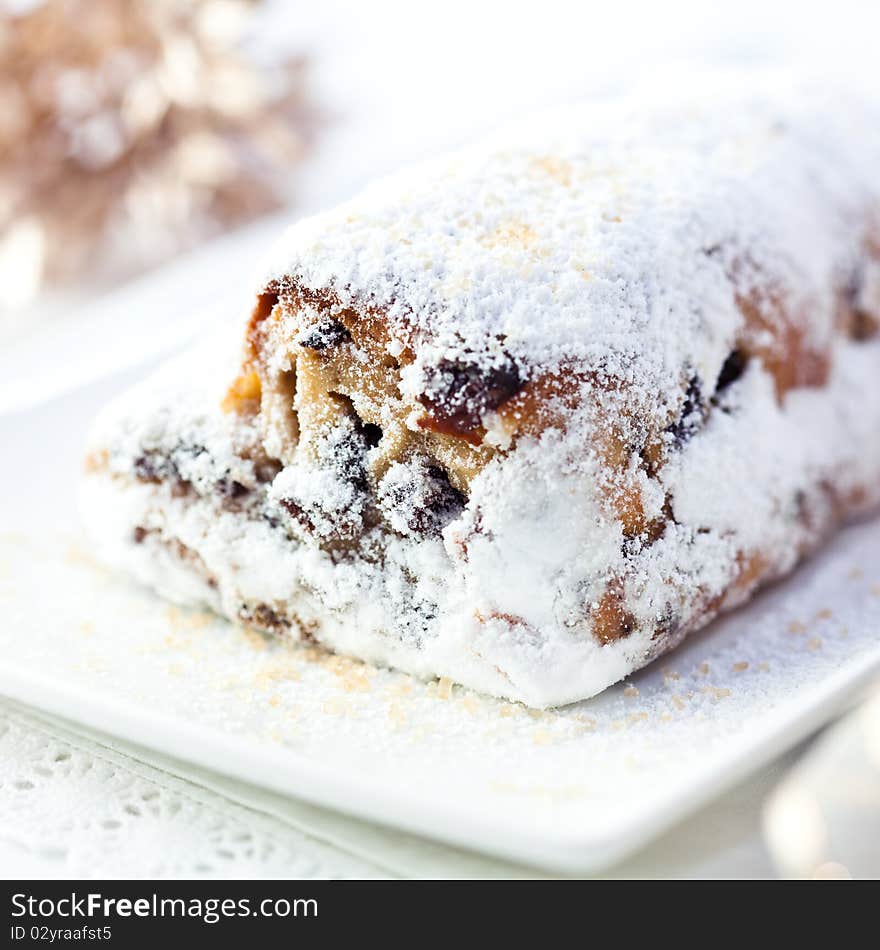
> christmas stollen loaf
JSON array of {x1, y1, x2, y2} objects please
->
[{"x1": 82, "y1": 81, "x2": 880, "y2": 706}]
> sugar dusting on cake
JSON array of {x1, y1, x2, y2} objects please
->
[
  {"x1": 262, "y1": 75, "x2": 879, "y2": 394},
  {"x1": 81, "y1": 76, "x2": 880, "y2": 706}
]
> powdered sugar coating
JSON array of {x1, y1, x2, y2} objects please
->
[
  {"x1": 83, "y1": 79, "x2": 880, "y2": 706},
  {"x1": 261, "y1": 79, "x2": 880, "y2": 407}
]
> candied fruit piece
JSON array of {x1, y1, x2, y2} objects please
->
[
  {"x1": 221, "y1": 370, "x2": 262, "y2": 413},
  {"x1": 417, "y1": 357, "x2": 523, "y2": 441}
]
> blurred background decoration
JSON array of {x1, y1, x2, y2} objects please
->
[
  {"x1": 0, "y1": 0, "x2": 314, "y2": 312},
  {"x1": 763, "y1": 691, "x2": 880, "y2": 879}
]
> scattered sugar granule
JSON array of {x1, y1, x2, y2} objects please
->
[
  {"x1": 387, "y1": 702, "x2": 408, "y2": 725},
  {"x1": 436, "y1": 676, "x2": 454, "y2": 700},
  {"x1": 703, "y1": 685, "x2": 732, "y2": 700}
]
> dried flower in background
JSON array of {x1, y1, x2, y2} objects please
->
[{"x1": 0, "y1": 0, "x2": 315, "y2": 309}]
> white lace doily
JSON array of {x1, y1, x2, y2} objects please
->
[{"x1": 0, "y1": 700, "x2": 389, "y2": 879}]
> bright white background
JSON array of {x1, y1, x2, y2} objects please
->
[{"x1": 283, "y1": 0, "x2": 880, "y2": 206}]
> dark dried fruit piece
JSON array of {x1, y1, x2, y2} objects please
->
[
  {"x1": 714, "y1": 349, "x2": 748, "y2": 393},
  {"x1": 278, "y1": 496, "x2": 314, "y2": 533},
  {"x1": 276, "y1": 415, "x2": 374, "y2": 546},
  {"x1": 133, "y1": 450, "x2": 193, "y2": 497},
  {"x1": 239, "y1": 602, "x2": 291, "y2": 634},
  {"x1": 839, "y1": 266, "x2": 880, "y2": 342},
  {"x1": 254, "y1": 457, "x2": 283, "y2": 484},
  {"x1": 379, "y1": 460, "x2": 466, "y2": 538},
  {"x1": 850, "y1": 310, "x2": 880, "y2": 341},
  {"x1": 356, "y1": 419, "x2": 383, "y2": 448},
  {"x1": 417, "y1": 466, "x2": 467, "y2": 534},
  {"x1": 650, "y1": 606, "x2": 681, "y2": 642},
  {"x1": 665, "y1": 374, "x2": 705, "y2": 446},
  {"x1": 216, "y1": 477, "x2": 250, "y2": 511},
  {"x1": 417, "y1": 357, "x2": 523, "y2": 441},
  {"x1": 297, "y1": 318, "x2": 351, "y2": 351},
  {"x1": 217, "y1": 478, "x2": 249, "y2": 499},
  {"x1": 133, "y1": 451, "x2": 166, "y2": 482},
  {"x1": 328, "y1": 428, "x2": 370, "y2": 491}
]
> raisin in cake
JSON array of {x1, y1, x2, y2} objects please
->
[{"x1": 81, "y1": 81, "x2": 880, "y2": 707}]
